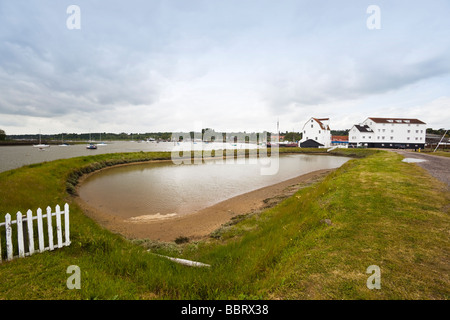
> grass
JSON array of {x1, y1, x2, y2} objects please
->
[
  {"x1": 420, "y1": 150, "x2": 450, "y2": 158},
  {"x1": 0, "y1": 148, "x2": 448, "y2": 299}
]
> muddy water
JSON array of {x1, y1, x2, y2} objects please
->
[{"x1": 79, "y1": 154, "x2": 350, "y2": 220}]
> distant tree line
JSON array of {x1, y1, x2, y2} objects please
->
[
  {"x1": 0, "y1": 129, "x2": 6, "y2": 141},
  {"x1": 426, "y1": 128, "x2": 449, "y2": 137}
]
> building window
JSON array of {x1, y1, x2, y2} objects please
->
[
  {"x1": 362, "y1": 136, "x2": 365, "y2": 139},
  {"x1": 407, "y1": 130, "x2": 410, "y2": 133},
  {"x1": 407, "y1": 137, "x2": 410, "y2": 140},
  {"x1": 319, "y1": 130, "x2": 321, "y2": 134},
  {"x1": 377, "y1": 136, "x2": 380, "y2": 139},
  {"x1": 391, "y1": 130, "x2": 394, "y2": 133},
  {"x1": 416, "y1": 130, "x2": 419, "y2": 133},
  {"x1": 420, "y1": 130, "x2": 423, "y2": 133},
  {"x1": 311, "y1": 125, "x2": 313, "y2": 128},
  {"x1": 390, "y1": 136, "x2": 394, "y2": 140},
  {"x1": 415, "y1": 137, "x2": 418, "y2": 140},
  {"x1": 382, "y1": 136, "x2": 385, "y2": 140},
  {"x1": 382, "y1": 129, "x2": 386, "y2": 132},
  {"x1": 315, "y1": 137, "x2": 318, "y2": 140},
  {"x1": 368, "y1": 136, "x2": 371, "y2": 139}
]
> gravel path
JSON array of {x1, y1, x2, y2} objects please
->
[{"x1": 391, "y1": 150, "x2": 450, "y2": 187}]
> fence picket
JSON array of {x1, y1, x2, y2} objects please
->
[
  {"x1": 64, "y1": 203, "x2": 70, "y2": 246},
  {"x1": 56, "y1": 205, "x2": 62, "y2": 248},
  {"x1": 17, "y1": 212, "x2": 25, "y2": 258},
  {"x1": 37, "y1": 208, "x2": 44, "y2": 252},
  {"x1": 5, "y1": 214, "x2": 13, "y2": 261},
  {"x1": 27, "y1": 209, "x2": 35, "y2": 255},
  {"x1": 46, "y1": 206, "x2": 54, "y2": 251}
]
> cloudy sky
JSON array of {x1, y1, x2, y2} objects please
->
[{"x1": 0, "y1": 0, "x2": 449, "y2": 135}]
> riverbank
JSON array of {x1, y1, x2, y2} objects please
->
[{"x1": 1, "y1": 148, "x2": 448, "y2": 300}]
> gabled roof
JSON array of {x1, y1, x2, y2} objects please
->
[
  {"x1": 368, "y1": 117, "x2": 426, "y2": 124},
  {"x1": 312, "y1": 118, "x2": 330, "y2": 130}
]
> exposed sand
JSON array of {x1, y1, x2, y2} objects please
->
[{"x1": 75, "y1": 169, "x2": 332, "y2": 242}]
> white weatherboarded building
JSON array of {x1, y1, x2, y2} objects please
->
[
  {"x1": 299, "y1": 117, "x2": 331, "y2": 148},
  {"x1": 349, "y1": 117, "x2": 426, "y2": 149}
]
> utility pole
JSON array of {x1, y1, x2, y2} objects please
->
[{"x1": 434, "y1": 130, "x2": 448, "y2": 152}]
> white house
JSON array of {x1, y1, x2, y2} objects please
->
[
  {"x1": 349, "y1": 117, "x2": 426, "y2": 149},
  {"x1": 299, "y1": 117, "x2": 331, "y2": 148}
]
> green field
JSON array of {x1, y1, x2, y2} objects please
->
[{"x1": 0, "y1": 148, "x2": 448, "y2": 299}]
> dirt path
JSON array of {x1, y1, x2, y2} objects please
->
[
  {"x1": 75, "y1": 169, "x2": 332, "y2": 242},
  {"x1": 391, "y1": 150, "x2": 450, "y2": 187}
]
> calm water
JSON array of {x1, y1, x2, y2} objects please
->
[
  {"x1": 79, "y1": 154, "x2": 350, "y2": 220},
  {"x1": 0, "y1": 141, "x2": 258, "y2": 173}
]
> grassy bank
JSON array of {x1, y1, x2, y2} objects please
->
[{"x1": 0, "y1": 148, "x2": 448, "y2": 299}]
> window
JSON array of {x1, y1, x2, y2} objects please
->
[
  {"x1": 420, "y1": 130, "x2": 423, "y2": 133},
  {"x1": 390, "y1": 136, "x2": 394, "y2": 140},
  {"x1": 415, "y1": 130, "x2": 419, "y2": 133},
  {"x1": 415, "y1": 137, "x2": 418, "y2": 140},
  {"x1": 377, "y1": 136, "x2": 380, "y2": 139},
  {"x1": 368, "y1": 136, "x2": 371, "y2": 139},
  {"x1": 382, "y1": 136, "x2": 385, "y2": 140},
  {"x1": 315, "y1": 137, "x2": 318, "y2": 140},
  {"x1": 311, "y1": 125, "x2": 313, "y2": 128},
  {"x1": 407, "y1": 130, "x2": 410, "y2": 133},
  {"x1": 362, "y1": 136, "x2": 365, "y2": 139},
  {"x1": 382, "y1": 129, "x2": 386, "y2": 132},
  {"x1": 319, "y1": 130, "x2": 321, "y2": 134},
  {"x1": 378, "y1": 129, "x2": 380, "y2": 132},
  {"x1": 407, "y1": 137, "x2": 410, "y2": 140},
  {"x1": 391, "y1": 130, "x2": 394, "y2": 133}
]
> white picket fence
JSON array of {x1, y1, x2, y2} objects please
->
[{"x1": 0, "y1": 204, "x2": 70, "y2": 263}]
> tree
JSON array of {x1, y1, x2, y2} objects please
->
[{"x1": 0, "y1": 129, "x2": 6, "y2": 141}]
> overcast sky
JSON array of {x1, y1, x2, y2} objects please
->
[{"x1": 1, "y1": 0, "x2": 449, "y2": 135}]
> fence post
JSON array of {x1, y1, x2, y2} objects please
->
[
  {"x1": 5, "y1": 214, "x2": 13, "y2": 261},
  {"x1": 27, "y1": 209, "x2": 35, "y2": 255},
  {"x1": 64, "y1": 203, "x2": 70, "y2": 246},
  {"x1": 17, "y1": 212, "x2": 25, "y2": 258},
  {"x1": 37, "y1": 208, "x2": 44, "y2": 252},
  {"x1": 47, "y1": 206, "x2": 54, "y2": 251},
  {"x1": 56, "y1": 205, "x2": 63, "y2": 248}
]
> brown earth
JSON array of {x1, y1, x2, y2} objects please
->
[{"x1": 75, "y1": 169, "x2": 332, "y2": 242}]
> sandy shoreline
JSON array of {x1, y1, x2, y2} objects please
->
[{"x1": 75, "y1": 168, "x2": 332, "y2": 242}]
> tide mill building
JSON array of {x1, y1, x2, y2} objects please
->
[{"x1": 348, "y1": 117, "x2": 426, "y2": 149}]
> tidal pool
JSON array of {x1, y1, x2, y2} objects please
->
[{"x1": 79, "y1": 154, "x2": 350, "y2": 220}]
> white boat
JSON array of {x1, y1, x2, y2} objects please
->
[
  {"x1": 58, "y1": 134, "x2": 69, "y2": 146},
  {"x1": 33, "y1": 131, "x2": 50, "y2": 149},
  {"x1": 96, "y1": 133, "x2": 107, "y2": 146}
]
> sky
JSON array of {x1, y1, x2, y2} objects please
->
[{"x1": 0, "y1": 0, "x2": 449, "y2": 135}]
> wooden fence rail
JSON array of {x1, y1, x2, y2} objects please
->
[{"x1": 0, "y1": 204, "x2": 70, "y2": 263}]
